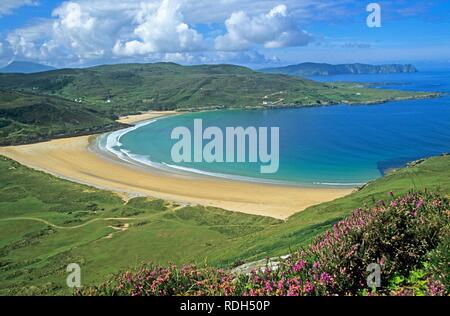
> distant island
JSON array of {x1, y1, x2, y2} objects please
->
[
  {"x1": 259, "y1": 62, "x2": 418, "y2": 77},
  {"x1": 0, "y1": 61, "x2": 56, "y2": 74}
]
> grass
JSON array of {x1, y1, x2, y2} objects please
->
[
  {"x1": 0, "y1": 90, "x2": 124, "y2": 145},
  {"x1": 208, "y1": 155, "x2": 450, "y2": 266},
  {"x1": 0, "y1": 63, "x2": 437, "y2": 117},
  {"x1": 78, "y1": 192, "x2": 449, "y2": 296},
  {"x1": 0, "y1": 154, "x2": 449, "y2": 295},
  {"x1": 0, "y1": 156, "x2": 280, "y2": 295}
]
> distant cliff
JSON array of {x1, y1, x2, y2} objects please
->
[{"x1": 260, "y1": 63, "x2": 418, "y2": 76}]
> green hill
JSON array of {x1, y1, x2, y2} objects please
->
[
  {"x1": 0, "y1": 63, "x2": 438, "y2": 146},
  {"x1": 0, "y1": 154, "x2": 448, "y2": 295},
  {"x1": 260, "y1": 62, "x2": 418, "y2": 77},
  {"x1": 0, "y1": 90, "x2": 123, "y2": 145},
  {"x1": 0, "y1": 63, "x2": 435, "y2": 118}
]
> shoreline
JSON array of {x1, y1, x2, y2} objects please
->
[
  {"x1": 172, "y1": 91, "x2": 442, "y2": 112},
  {"x1": 0, "y1": 110, "x2": 354, "y2": 220},
  {"x1": 100, "y1": 115, "x2": 351, "y2": 188},
  {"x1": 116, "y1": 110, "x2": 179, "y2": 125}
]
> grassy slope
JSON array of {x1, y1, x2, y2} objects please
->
[
  {"x1": 206, "y1": 155, "x2": 450, "y2": 266},
  {"x1": 0, "y1": 63, "x2": 436, "y2": 118},
  {"x1": 0, "y1": 156, "x2": 280, "y2": 295},
  {"x1": 0, "y1": 90, "x2": 123, "y2": 145},
  {"x1": 0, "y1": 154, "x2": 449, "y2": 295}
]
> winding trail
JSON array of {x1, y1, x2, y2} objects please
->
[
  {"x1": 0, "y1": 215, "x2": 278, "y2": 230},
  {"x1": 0, "y1": 217, "x2": 133, "y2": 230}
]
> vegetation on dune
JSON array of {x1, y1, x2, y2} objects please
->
[
  {"x1": 78, "y1": 192, "x2": 449, "y2": 296},
  {"x1": 0, "y1": 154, "x2": 449, "y2": 295},
  {"x1": 0, "y1": 90, "x2": 124, "y2": 145}
]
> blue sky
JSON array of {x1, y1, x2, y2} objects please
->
[{"x1": 0, "y1": 0, "x2": 449, "y2": 69}]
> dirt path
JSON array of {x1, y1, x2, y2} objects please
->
[{"x1": 0, "y1": 217, "x2": 133, "y2": 230}]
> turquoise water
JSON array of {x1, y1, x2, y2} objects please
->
[{"x1": 102, "y1": 71, "x2": 450, "y2": 187}]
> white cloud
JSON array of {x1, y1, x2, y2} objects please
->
[
  {"x1": 0, "y1": 0, "x2": 36, "y2": 17},
  {"x1": 7, "y1": 20, "x2": 53, "y2": 60},
  {"x1": 5, "y1": 0, "x2": 206, "y2": 65},
  {"x1": 113, "y1": 0, "x2": 204, "y2": 56},
  {"x1": 0, "y1": 36, "x2": 15, "y2": 66},
  {"x1": 212, "y1": 50, "x2": 280, "y2": 65},
  {"x1": 54, "y1": 2, "x2": 95, "y2": 30},
  {"x1": 1, "y1": 0, "x2": 351, "y2": 66},
  {"x1": 6, "y1": 1, "x2": 132, "y2": 65},
  {"x1": 48, "y1": 2, "x2": 114, "y2": 60},
  {"x1": 162, "y1": 52, "x2": 197, "y2": 63},
  {"x1": 181, "y1": 0, "x2": 355, "y2": 24},
  {"x1": 215, "y1": 4, "x2": 313, "y2": 51},
  {"x1": 131, "y1": 50, "x2": 277, "y2": 66}
]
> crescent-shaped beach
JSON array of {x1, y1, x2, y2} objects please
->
[{"x1": 0, "y1": 111, "x2": 353, "y2": 219}]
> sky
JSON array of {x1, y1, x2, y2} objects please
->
[{"x1": 0, "y1": 0, "x2": 449, "y2": 69}]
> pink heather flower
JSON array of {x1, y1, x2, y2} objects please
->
[
  {"x1": 287, "y1": 284, "x2": 301, "y2": 296},
  {"x1": 320, "y1": 272, "x2": 333, "y2": 285},
  {"x1": 313, "y1": 261, "x2": 320, "y2": 269},
  {"x1": 427, "y1": 280, "x2": 445, "y2": 296},
  {"x1": 303, "y1": 281, "x2": 314, "y2": 294},
  {"x1": 293, "y1": 260, "x2": 306, "y2": 272},
  {"x1": 416, "y1": 199, "x2": 424, "y2": 209},
  {"x1": 278, "y1": 280, "x2": 285, "y2": 291},
  {"x1": 390, "y1": 201, "x2": 398, "y2": 207},
  {"x1": 265, "y1": 281, "x2": 273, "y2": 292}
]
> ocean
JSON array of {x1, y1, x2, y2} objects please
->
[{"x1": 99, "y1": 71, "x2": 450, "y2": 187}]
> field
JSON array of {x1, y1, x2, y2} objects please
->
[{"x1": 0, "y1": 154, "x2": 449, "y2": 295}]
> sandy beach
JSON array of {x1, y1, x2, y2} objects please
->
[
  {"x1": 116, "y1": 110, "x2": 179, "y2": 124},
  {"x1": 0, "y1": 111, "x2": 353, "y2": 219}
]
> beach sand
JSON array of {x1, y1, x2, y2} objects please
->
[
  {"x1": 0, "y1": 111, "x2": 354, "y2": 220},
  {"x1": 116, "y1": 110, "x2": 179, "y2": 125}
]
